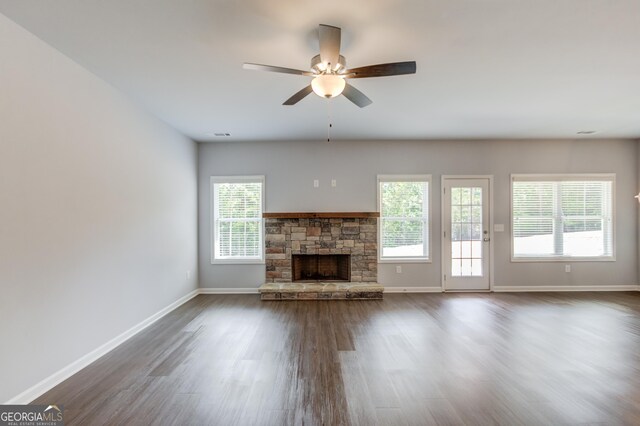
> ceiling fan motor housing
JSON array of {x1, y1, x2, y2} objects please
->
[{"x1": 311, "y1": 54, "x2": 346, "y2": 74}]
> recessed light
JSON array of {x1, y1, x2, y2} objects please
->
[{"x1": 577, "y1": 130, "x2": 597, "y2": 135}]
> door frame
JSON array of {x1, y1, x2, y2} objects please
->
[{"x1": 441, "y1": 175, "x2": 495, "y2": 292}]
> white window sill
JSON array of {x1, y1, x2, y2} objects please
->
[
  {"x1": 379, "y1": 258, "x2": 431, "y2": 264},
  {"x1": 511, "y1": 256, "x2": 615, "y2": 263},
  {"x1": 211, "y1": 259, "x2": 265, "y2": 265}
]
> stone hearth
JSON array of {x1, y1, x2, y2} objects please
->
[{"x1": 259, "y1": 282, "x2": 383, "y2": 300}]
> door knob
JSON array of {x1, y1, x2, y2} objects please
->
[{"x1": 483, "y1": 237, "x2": 490, "y2": 242}]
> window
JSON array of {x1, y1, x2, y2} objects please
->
[
  {"x1": 378, "y1": 175, "x2": 431, "y2": 261},
  {"x1": 511, "y1": 174, "x2": 614, "y2": 260},
  {"x1": 211, "y1": 176, "x2": 264, "y2": 263}
]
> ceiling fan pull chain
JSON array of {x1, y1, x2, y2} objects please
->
[{"x1": 327, "y1": 98, "x2": 332, "y2": 142}]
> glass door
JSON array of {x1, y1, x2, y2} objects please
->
[{"x1": 443, "y1": 178, "x2": 491, "y2": 291}]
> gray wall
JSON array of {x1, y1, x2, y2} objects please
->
[
  {"x1": 199, "y1": 139, "x2": 638, "y2": 289},
  {"x1": 0, "y1": 14, "x2": 198, "y2": 402}
]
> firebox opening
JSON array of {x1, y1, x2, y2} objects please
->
[{"x1": 292, "y1": 254, "x2": 351, "y2": 282}]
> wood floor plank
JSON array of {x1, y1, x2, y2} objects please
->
[
  {"x1": 31, "y1": 292, "x2": 640, "y2": 425},
  {"x1": 339, "y1": 351, "x2": 380, "y2": 425}
]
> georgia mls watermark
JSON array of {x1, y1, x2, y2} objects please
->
[{"x1": 0, "y1": 405, "x2": 63, "y2": 426}]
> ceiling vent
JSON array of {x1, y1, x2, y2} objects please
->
[{"x1": 212, "y1": 133, "x2": 231, "y2": 137}]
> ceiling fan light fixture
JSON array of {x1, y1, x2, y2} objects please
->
[{"x1": 311, "y1": 74, "x2": 346, "y2": 98}]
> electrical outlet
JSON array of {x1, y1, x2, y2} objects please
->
[
  {"x1": 565, "y1": 265, "x2": 571, "y2": 273},
  {"x1": 396, "y1": 265, "x2": 402, "y2": 274},
  {"x1": 313, "y1": 179, "x2": 319, "y2": 188},
  {"x1": 186, "y1": 270, "x2": 191, "y2": 280}
]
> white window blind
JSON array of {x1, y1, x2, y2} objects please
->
[
  {"x1": 379, "y1": 176, "x2": 430, "y2": 260},
  {"x1": 512, "y1": 175, "x2": 614, "y2": 259},
  {"x1": 212, "y1": 177, "x2": 264, "y2": 263}
]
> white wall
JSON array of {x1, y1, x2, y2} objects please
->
[
  {"x1": 199, "y1": 139, "x2": 637, "y2": 289},
  {"x1": 0, "y1": 14, "x2": 198, "y2": 402}
]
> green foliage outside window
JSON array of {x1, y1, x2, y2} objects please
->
[{"x1": 381, "y1": 180, "x2": 428, "y2": 257}]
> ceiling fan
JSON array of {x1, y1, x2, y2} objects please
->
[{"x1": 243, "y1": 24, "x2": 417, "y2": 108}]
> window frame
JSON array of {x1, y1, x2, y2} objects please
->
[
  {"x1": 377, "y1": 174, "x2": 432, "y2": 263},
  {"x1": 210, "y1": 175, "x2": 265, "y2": 265},
  {"x1": 510, "y1": 173, "x2": 615, "y2": 262}
]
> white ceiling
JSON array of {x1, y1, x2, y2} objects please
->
[{"x1": 2, "y1": 0, "x2": 640, "y2": 141}]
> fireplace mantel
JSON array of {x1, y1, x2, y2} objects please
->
[{"x1": 263, "y1": 212, "x2": 379, "y2": 219}]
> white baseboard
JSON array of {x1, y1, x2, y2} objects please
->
[
  {"x1": 384, "y1": 286, "x2": 443, "y2": 293},
  {"x1": 384, "y1": 285, "x2": 639, "y2": 293},
  {"x1": 493, "y1": 285, "x2": 640, "y2": 292},
  {"x1": 5, "y1": 289, "x2": 199, "y2": 405},
  {"x1": 199, "y1": 287, "x2": 259, "y2": 294},
  {"x1": 200, "y1": 285, "x2": 635, "y2": 294}
]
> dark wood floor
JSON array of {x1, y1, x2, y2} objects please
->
[{"x1": 35, "y1": 292, "x2": 640, "y2": 425}]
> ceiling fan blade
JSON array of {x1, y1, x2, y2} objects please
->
[
  {"x1": 342, "y1": 83, "x2": 372, "y2": 108},
  {"x1": 243, "y1": 63, "x2": 313, "y2": 76},
  {"x1": 283, "y1": 85, "x2": 313, "y2": 105},
  {"x1": 319, "y1": 24, "x2": 341, "y2": 69},
  {"x1": 345, "y1": 61, "x2": 417, "y2": 79}
]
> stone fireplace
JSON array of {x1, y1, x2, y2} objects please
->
[
  {"x1": 259, "y1": 212, "x2": 382, "y2": 300},
  {"x1": 263, "y1": 213, "x2": 378, "y2": 284}
]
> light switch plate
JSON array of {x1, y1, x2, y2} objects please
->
[{"x1": 313, "y1": 179, "x2": 319, "y2": 188}]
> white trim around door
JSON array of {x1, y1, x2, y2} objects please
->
[{"x1": 441, "y1": 175, "x2": 494, "y2": 292}]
